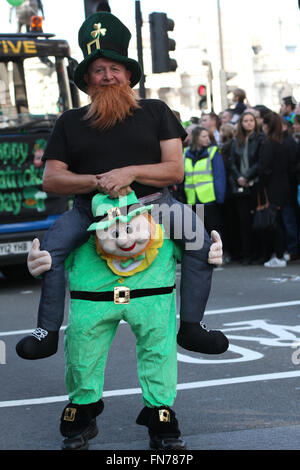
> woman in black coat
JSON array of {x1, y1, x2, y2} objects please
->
[
  {"x1": 259, "y1": 112, "x2": 292, "y2": 267},
  {"x1": 228, "y1": 111, "x2": 264, "y2": 264}
]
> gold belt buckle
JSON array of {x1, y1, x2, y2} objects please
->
[{"x1": 114, "y1": 286, "x2": 130, "y2": 304}]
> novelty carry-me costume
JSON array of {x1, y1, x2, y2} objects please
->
[
  {"x1": 16, "y1": 11, "x2": 228, "y2": 362},
  {"x1": 60, "y1": 192, "x2": 185, "y2": 450}
]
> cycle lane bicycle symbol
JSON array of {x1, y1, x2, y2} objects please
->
[{"x1": 177, "y1": 319, "x2": 300, "y2": 364}]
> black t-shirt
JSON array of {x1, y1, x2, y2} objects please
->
[{"x1": 43, "y1": 99, "x2": 187, "y2": 199}]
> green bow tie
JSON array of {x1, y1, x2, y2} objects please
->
[{"x1": 120, "y1": 253, "x2": 145, "y2": 268}]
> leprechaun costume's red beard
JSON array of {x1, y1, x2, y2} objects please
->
[{"x1": 85, "y1": 83, "x2": 141, "y2": 130}]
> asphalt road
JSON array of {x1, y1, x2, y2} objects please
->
[{"x1": 1, "y1": 261, "x2": 300, "y2": 451}]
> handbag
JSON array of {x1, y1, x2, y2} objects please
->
[
  {"x1": 252, "y1": 189, "x2": 277, "y2": 232},
  {"x1": 229, "y1": 175, "x2": 251, "y2": 197}
]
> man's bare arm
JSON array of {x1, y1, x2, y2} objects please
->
[{"x1": 42, "y1": 160, "x2": 99, "y2": 195}]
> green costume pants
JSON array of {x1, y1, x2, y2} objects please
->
[
  {"x1": 64, "y1": 231, "x2": 180, "y2": 408},
  {"x1": 64, "y1": 293, "x2": 177, "y2": 407}
]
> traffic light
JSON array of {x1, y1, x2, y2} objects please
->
[
  {"x1": 198, "y1": 84, "x2": 207, "y2": 110},
  {"x1": 84, "y1": 0, "x2": 110, "y2": 18},
  {"x1": 149, "y1": 12, "x2": 177, "y2": 73},
  {"x1": 220, "y1": 70, "x2": 237, "y2": 108}
]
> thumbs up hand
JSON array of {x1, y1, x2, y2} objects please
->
[
  {"x1": 208, "y1": 230, "x2": 223, "y2": 265},
  {"x1": 27, "y1": 238, "x2": 52, "y2": 277}
]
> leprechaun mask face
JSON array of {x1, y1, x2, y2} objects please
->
[
  {"x1": 96, "y1": 213, "x2": 151, "y2": 258},
  {"x1": 94, "y1": 212, "x2": 164, "y2": 277},
  {"x1": 87, "y1": 192, "x2": 163, "y2": 276}
]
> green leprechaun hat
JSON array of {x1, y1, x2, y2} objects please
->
[
  {"x1": 74, "y1": 12, "x2": 143, "y2": 92},
  {"x1": 87, "y1": 191, "x2": 153, "y2": 232},
  {"x1": 23, "y1": 187, "x2": 47, "y2": 212}
]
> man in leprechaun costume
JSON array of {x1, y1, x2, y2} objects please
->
[
  {"x1": 60, "y1": 191, "x2": 185, "y2": 450},
  {"x1": 16, "y1": 11, "x2": 228, "y2": 362}
]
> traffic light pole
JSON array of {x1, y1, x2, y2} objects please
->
[
  {"x1": 202, "y1": 60, "x2": 214, "y2": 112},
  {"x1": 217, "y1": 0, "x2": 228, "y2": 110},
  {"x1": 135, "y1": 0, "x2": 146, "y2": 98}
]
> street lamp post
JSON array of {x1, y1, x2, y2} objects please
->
[{"x1": 135, "y1": 0, "x2": 145, "y2": 98}]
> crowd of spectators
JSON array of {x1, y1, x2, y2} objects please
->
[{"x1": 173, "y1": 90, "x2": 300, "y2": 268}]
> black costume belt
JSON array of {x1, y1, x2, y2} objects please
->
[{"x1": 70, "y1": 284, "x2": 176, "y2": 305}]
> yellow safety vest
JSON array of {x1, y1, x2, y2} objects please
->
[{"x1": 184, "y1": 146, "x2": 218, "y2": 204}]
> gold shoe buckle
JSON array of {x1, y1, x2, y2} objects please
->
[
  {"x1": 114, "y1": 286, "x2": 130, "y2": 304},
  {"x1": 64, "y1": 407, "x2": 77, "y2": 422},
  {"x1": 159, "y1": 409, "x2": 170, "y2": 422}
]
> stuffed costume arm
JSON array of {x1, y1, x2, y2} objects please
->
[{"x1": 27, "y1": 238, "x2": 52, "y2": 277}]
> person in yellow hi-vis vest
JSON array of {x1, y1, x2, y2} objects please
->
[{"x1": 184, "y1": 126, "x2": 226, "y2": 236}]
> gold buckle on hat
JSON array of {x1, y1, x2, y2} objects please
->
[
  {"x1": 159, "y1": 409, "x2": 170, "y2": 422},
  {"x1": 114, "y1": 286, "x2": 130, "y2": 304},
  {"x1": 64, "y1": 407, "x2": 77, "y2": 422}
]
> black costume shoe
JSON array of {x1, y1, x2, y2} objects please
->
[
  {"x1": 177, "y1": 321, "x2": 229, "y2": 354},
  {"x1": 60, "y1": 399, "x2": 104, "y2": 450},
  {"x1": 15, "y1": 328, "x2": 59, "y2": 360},
  {"x1": 136, "y1": 406, "x2": 187, "y2": 450}
]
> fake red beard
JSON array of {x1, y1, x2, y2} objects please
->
[{"x1": 85, "y1": 83, "x2": 141, "y2": 130}]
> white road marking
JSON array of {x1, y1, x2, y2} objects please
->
[
  {"x1": 1, "y1": 369, "x2": 300, "y2": 409},
  {"x1": 1, "y1": 299, "x2": 300, "y2": 338},
  {"x1": 206, "y1": 300, "x2": 300, "y2": 315}
]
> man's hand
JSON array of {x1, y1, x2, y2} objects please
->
[
  {"x1": 96, "y1": 167, "x2": 134, "y2": 197},
  {"x1": 208, "y1": 230, "x2": 223, "y2": 265},
  {"x1": 97, "y1": 180, "x2": 132, "y2": 198},
  {"x1": 27, "y1": 238, "x2": 52, "y2": 277}
]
